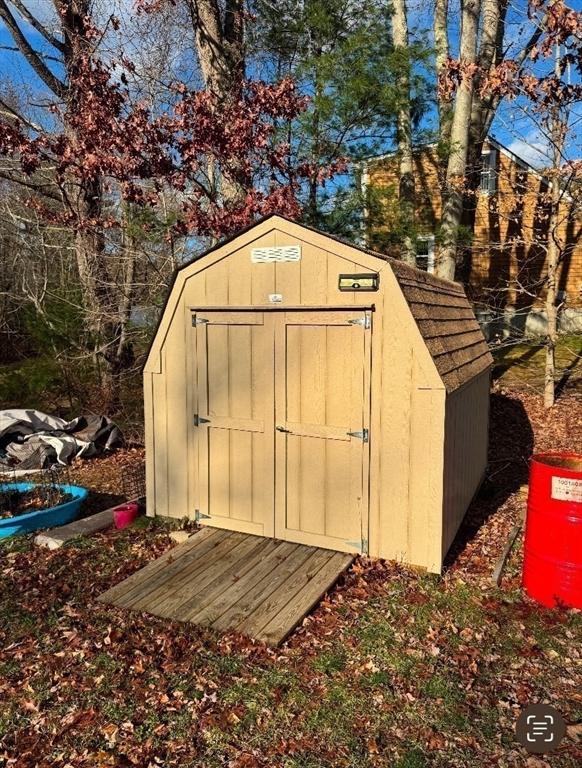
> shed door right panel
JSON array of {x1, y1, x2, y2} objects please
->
[{"x1": 274, "y1": 311, "x2": 371, "y2": 553}]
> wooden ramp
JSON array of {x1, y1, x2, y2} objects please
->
[{"x1": 99, "y1": 528, "x2": 353, "y2": 646}]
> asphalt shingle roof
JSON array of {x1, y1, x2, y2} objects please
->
[{"x1": 387, "y1": 259, "x2": 493, "y2": 392}]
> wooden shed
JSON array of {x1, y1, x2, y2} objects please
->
[{"x1": 144, "y1": 215, "x2": 493, "y2": 573}]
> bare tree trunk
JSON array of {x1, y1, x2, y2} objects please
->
[
  {"x1": 187, "y1": 0, "x2": 244, "y2": 89},
  {"x1": 434, "y1": 0, "x2": 544, "y2": 282},
  {"x1": 464, "y1": 0, "x2": 505, "y2": 195},
  {"x1": 305, "y1": 40, "x2": 323, "y2": 225},
  {"x1": 545, "y1": 207, "x2": 559, "y2": 409},
  {"x1": 391, "y1": 0, "x2": 416, "y2": 265},
  {"x1": 462, "y1": 0, "x2": 545, "y2": 247},
  {"x1": 74, "y1": 180, "x2": 123, "y2": 411},
  {"x1": 436, "y1": 0, "x2": 481, "y2": 281},
  {"x1": 455, "y1": 0, "x2": 506, "y2": 281},
  {"x1": 187, "y1": 0, "x2": 245, "y2": 205},
  {"x1": 0, "y1": 1, "x2": 147, "y2": 411},
  {"x1": 117, "y1": 206, "x2": 137, "y2": 362},
  {"x1": 61, "y1": 2, "x2": 129, "y2": 411},
  {"x1": 434, "y1": 0, "x2": 452, "y2": 152},
  {"x1": 544, "y1": 52, "x2": 567, "y2": 409}
]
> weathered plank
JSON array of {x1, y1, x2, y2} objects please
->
[
  {"x1": 215, "y1": 544, "x2": 317, "y2": 632},
  {"x1": 35, "y1": 506, "x2": 116, "y2": 550},
  {"x1": 148, "y1": 533, "x2": 265, "y2": 618},
  {"x1": 201, "y1": 542, "x2": 298, "y2": 629},
  {"x1": 236, "y1": 548, "x2": 333, "y2": 636},
  {"x1": 105, "y1": 528, "x2": 227, "y2": 608},
  {"x1": 180, "y1": 537, "x2": 282, "y2": 622},
  {"x1": 99, "y1": 532, "x2": 354, "y2": 646},
  {"x1": 97, "y1": 527, "x2": 216, "y2": 605},
  {"x1": 124, "y1": 530, "x2": 239, "y2": 610},
  {"x1": 256, "y1": 551, "x2": 353, "y2": 646}
]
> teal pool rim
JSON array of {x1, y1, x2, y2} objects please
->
[{"x1": 0, "y1": 482, "x2": 88, "y2": 538}]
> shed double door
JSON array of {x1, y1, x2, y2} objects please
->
[{"x1": 192, "y1": 310, "x2": 371, "y2": 554}]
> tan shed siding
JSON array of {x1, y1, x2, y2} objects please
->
[
  {"x1": 144, "y1": 372, "x2": 156, "y2": 518},
  {"x1": 151, "y1": 353, "x2": 169, "y2": 516},
  {"x1": 375, "y1": 313, "x2": 414, "y2": 562},
  {"x1": 442, "y1": 370, "x2": 490, "y2": 559},
  {"x1": 146, "y1": 283, "x2": 202, "y2": 521},
  {"x1": 374, "y1": 266, "x2": 445, "y2": 571},
  {"x1": 408, "y1": 381, "x2": 445, "y2": 572},
  {"x1": 147, "y1": 224, "x2": 385, "y2": 530},
  {"x1": 164, "y1": 316, "x2": 190, "y2": 519},
  {"x1": 181, "y1": 231, "x2": 376, "y2": 309}
]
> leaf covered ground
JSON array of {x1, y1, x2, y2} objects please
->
[{"x1": 1, "y1": 390, "x2": 581, "y2": 768}]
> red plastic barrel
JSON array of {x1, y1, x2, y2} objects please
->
[{"x1": 523, "y1": 452, "x2": 582, "y2": 608}]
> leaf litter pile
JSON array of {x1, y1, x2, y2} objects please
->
[{"x1": 1, "y1": 390, "x2": 581, "y2": 767}]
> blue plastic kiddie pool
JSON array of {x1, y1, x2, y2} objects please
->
[{"x1": 0, "y1": 482, "x2": 88, "y2": 538}]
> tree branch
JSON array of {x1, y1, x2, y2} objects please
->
[
  {"x1": 9, "y1": 0, "x2": 64, "y2": 52},
  {"x1": 0, "y1": 96, "x2": 43, "y2": 132},
  {"x1": 0, "y1": 0, "x2": 66, "y2": 97},
  {"x1": 0, "y1": 43, "x2": 62, "y2": 63},
  {"x1": 483, "y1": 10, "x2": 548, "y2": 137},
  {"x1": 0, "y1": 169, "x2": 62, "y2": 201},
  {"x1": 514, "y1": 12, "x2": 547, "y2": 70},
  {"x1": 434, "y1": 0, "x2": 451, "y2": 145}
]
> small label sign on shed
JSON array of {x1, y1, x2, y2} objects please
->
[{"x1": 551, "y1": 476, "x2": 582, "y2": 503}]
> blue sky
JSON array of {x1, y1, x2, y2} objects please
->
[{"x1": 406, "y1": 0, "x2": 582, "y2": 167}]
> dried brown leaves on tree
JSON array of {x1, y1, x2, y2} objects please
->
[{"x1": 0, "y1": 2, "x2": 318, "y2": 411}]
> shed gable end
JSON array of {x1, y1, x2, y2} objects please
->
[{"x1": 145, "y1": 215, "x2": 492, "y2": 394}]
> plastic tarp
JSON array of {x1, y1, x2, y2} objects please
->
[{"x1": 0, "y1": 409, "x2": 122, "y2": 471}]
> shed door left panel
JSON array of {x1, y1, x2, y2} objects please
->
[{"x1": 193, "y1": 312, "x2": 275, "y2": 536}]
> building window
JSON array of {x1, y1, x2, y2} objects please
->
[
  {"x1": 480, "y1": 149, "x2": 498, "y2": 194},
  {"x1": 415, "y1": 235, "x2": 435, "y2": 273}
]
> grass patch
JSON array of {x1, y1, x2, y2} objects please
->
[
  {"x1": 303, "y1": 683, "x2": 361, "y2": 739},
  {"x1": 394, "y1": 748, "x2": 428, "y2": 768},
  {"x1": 312, "y1": 646, "x2": 348, "y2": 675},
  {"x1": 360, "y1": 669, "x2": 393, "y2": 689},
  {"x1": 422, "y1": 672, "x2": 460, "y2": 701},
  {"x1": 0, "y1": 535, "x2": 34, "y2": 554},
  {"x1": 493, "y1": 333, "x2": 581, "y2": 392},
  {"x1": 352, "y1": 609, "x2": 397, "y2": 653}
]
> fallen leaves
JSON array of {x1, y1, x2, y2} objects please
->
[
  {"x1": 448, "y1": 390, "x2": 582, "y2": 581},
  {"x1": 0, "y1": 390, "x2": 580, "y2": 766}
]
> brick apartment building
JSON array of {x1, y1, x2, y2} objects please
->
[{"x1": 362, "y1": 137, "x2": 582, "y2": 337}]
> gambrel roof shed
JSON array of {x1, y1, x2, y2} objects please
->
[{"x1": 145, "y1": 215, "x2": 492, "y2": 573}]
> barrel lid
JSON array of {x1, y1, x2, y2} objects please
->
[{"x1": 531, "y1": 452, "x2": 582, "y2": 476}]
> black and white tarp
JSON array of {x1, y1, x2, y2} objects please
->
[{"x1": 0, "y1": 409, "x2": 122, "y2": 472}]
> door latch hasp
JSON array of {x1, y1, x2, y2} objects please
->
[{"x1": 347, "y1": 429, "x2": 369, "y2": 442}]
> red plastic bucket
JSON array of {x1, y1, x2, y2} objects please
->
[
  {"x1": 523, "y1": 452, "x2": 582, "y2": 608},
  {"x1": 113, "y1": 502, "x2": 139, "y2": 530}
]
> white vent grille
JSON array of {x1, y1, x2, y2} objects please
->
[{"x1": 251, "y1": 245, "x2": 301, "y2": 263}]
